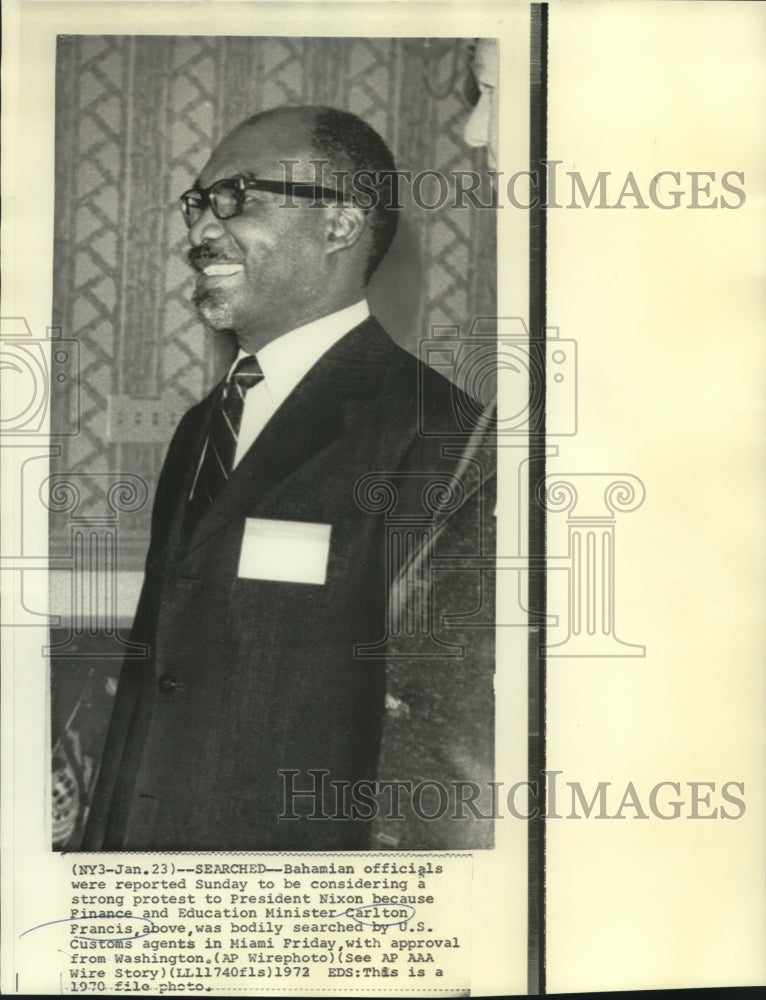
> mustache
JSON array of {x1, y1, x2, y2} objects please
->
[{"x1": 187, "y1": 244, "x2": 241, "y2": 271}]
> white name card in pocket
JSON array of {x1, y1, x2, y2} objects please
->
[{"x1": 238, "y1": 518, "x2": 332, "y2": 585}]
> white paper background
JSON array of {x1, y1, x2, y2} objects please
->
[
  {"x1": 546, "y1": 1, "x2": 765, "y2": 990},
  {"x1": 2, "y1": 0, "x2": 764, "y2": 995}
]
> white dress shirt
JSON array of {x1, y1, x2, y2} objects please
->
[{"x1": 230, "y1": 299, "x2": 370, "y2": 467}]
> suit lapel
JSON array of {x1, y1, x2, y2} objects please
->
[
  {"x1": 180, "y1": 317, "x2": 397, "y2": 556},
  {"x1": 135, "y1": 387, "x2": 220, "y2": 574}
]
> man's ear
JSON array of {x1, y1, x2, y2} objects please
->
[{"x1": 325, "y1": 205, "x2": 368, "y2": 256}]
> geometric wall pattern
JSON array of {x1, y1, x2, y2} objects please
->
[{"x1": 52, "y1": 35, "x2": 496, "y2": 569}]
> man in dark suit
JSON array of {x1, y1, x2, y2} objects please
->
[{"x1": 83, "y1": 105, "x2": 494, "y2": 852}]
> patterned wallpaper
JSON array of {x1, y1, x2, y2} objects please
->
[{"x1": 51, "y1": 35, "x2": 496, "y2": 568}]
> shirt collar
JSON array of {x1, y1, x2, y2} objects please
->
[{"x1": 228, "y1": 299, "x2": 370, "y2": 409}]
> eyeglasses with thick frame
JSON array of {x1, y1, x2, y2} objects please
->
[{"x1": 179, "y1": 174, "x2": 345, "y2": 228}]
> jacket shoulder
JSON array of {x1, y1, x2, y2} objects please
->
[{"x1": 383, "y1": 335, "x2": 491, "y2": 440}]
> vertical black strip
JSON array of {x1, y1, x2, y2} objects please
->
[{"x1": 528, "y1": 4, "x2": 548, "y2": 995}]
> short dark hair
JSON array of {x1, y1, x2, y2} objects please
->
[{"x1": 310, "y1": 107, "x2": 399, "y2": 284}]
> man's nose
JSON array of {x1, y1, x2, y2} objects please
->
[{"x1": 187, "y1": 207, "x2": 226, "y2": 246}]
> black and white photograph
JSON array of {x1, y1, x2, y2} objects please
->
[
  {"x1": 2, "y1": 1, "x2": 764, "y2": 996},
  {"x1": 47, "y1": 33, "x2": 507, "y2": 855}
]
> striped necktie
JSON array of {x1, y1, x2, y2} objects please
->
[{"x1": 187, "y1": 355, "x2": 264, "y2": 524}]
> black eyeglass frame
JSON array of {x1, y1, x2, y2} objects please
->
[{"x1": 179, "y1": 174, "x2": 346, "y2": 227}]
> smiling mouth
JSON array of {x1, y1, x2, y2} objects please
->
[{"x1": 200, "y1": 263, "x2": 244, "y2": 277}]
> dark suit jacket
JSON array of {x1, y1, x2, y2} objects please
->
[{"x1": 83, "y1": 317, "x2": 495, "y2": 851}]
